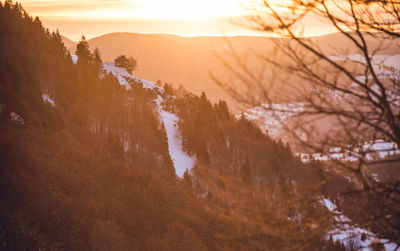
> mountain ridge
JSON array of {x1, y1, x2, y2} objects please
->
[{"x1": 62, "y1": 32, "x2": 400, "y2": 111}]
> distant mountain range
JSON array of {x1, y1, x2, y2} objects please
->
[{"x1": 62, "y1": 32, "x2": 400, "y2": 112}]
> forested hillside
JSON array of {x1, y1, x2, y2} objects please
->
[{"x1": 0, "y1": 1, "x2": 398, "y2": 250}]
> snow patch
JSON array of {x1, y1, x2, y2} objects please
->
[
  {"x1": 298, "y1": 140, "x2": 400, "y2": 163},
  {"x1": 42, "y1": 94, "x2": 55, "y2": 107},
  {"x1": 103, "y1": 62, "x2": 131, "y2": 89},
  {"x1": 103, "y1": 62, "x2": 159, "y2": 90},
  {"x1": 363, "y1": 141, "x2": 400, "y2": 160},
  {"x1": 322, "y1": 198, "x2": 398, "y2": 250},
  {"x1": 71, "y1": 54, "x2": 78, "y2": 64},
  {"x1": 10, "y1": 112, "x2": 24, "y2": 125}
]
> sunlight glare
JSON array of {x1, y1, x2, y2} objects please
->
[{"x1": 130, "y1": 0, "x2": 247, "y2": 20}]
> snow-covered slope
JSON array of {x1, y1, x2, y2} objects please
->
[
  {"x1": 240, "y1": 103, "x2": 304, "y2": 137},
  {"x1": 156, "y1": 97, "x2": 196, "y2": 177},
  {"x1": 103, "y1": 62, "x2": 158, "y2": 90},
  {"x1": 322, "y1": 198, "x2": 398, "y2": 251},
  {"x1": 298, "y1": 140, "x2": 400, "y2": 163},
  {"x1": 103, "y1": 62, "x2": 196, "y2": 177},
  {"x1": 242, "y1": 54, "x2": 400, "y2": 162}
]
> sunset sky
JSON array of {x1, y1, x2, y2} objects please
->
[{"x1": 18, "y1": 0, "x2": 335, "y2": 40}]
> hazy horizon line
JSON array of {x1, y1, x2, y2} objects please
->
[{"x1": 61, "y1": 30, "x2": 344, "y2": 43}]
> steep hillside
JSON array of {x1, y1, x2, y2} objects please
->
[{"x1": 0, "y1": 3, "x2": 204, "y2": 249}]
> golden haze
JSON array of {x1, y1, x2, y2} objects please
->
[{"x1": 18, "y1": 0, "x2": 336, "y2": 40}]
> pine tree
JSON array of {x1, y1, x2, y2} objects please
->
[
  {"x1": 216, "y1": 100, "x2": 230, "y2": 120},
  {"x1": 183, "y1": 169, "x2": 193, "y2": 187},
  {"x1": 93, "y1": 47, "x2": 103, "y2": 73},
  {"x1": 76, "y1": 35, "x2": 92, "y2": 67}
]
